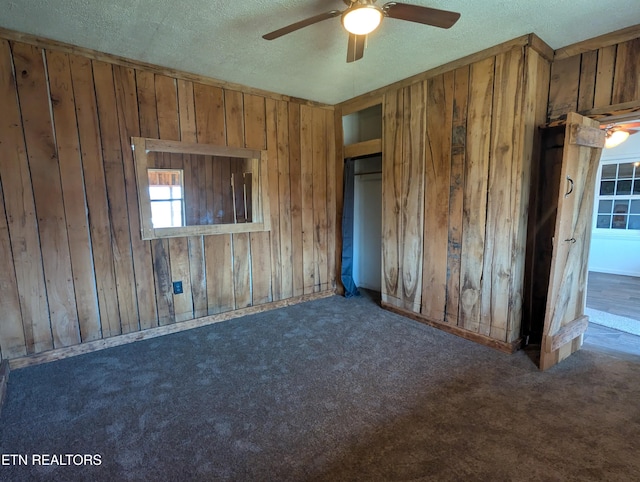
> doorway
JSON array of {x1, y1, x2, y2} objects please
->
[
  {"x1": 353, "y1": 155, "x2": 382, "y2": 292},
  {"x1": 583, "y1": 118, "x2": 640, "y2": 359}
]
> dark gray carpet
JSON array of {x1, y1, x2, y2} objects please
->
[{"x1": 1, "y1": 292, "x2": 639, "y2": 481}]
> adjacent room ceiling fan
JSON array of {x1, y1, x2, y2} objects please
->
[
  {"x1": 262, "y1": 0, "x2": 461, "y2": 63},
  {"x1": 602, "y1": 121, "x2": 640, "y2": 148}
]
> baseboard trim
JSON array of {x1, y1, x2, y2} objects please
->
[
  {"x1": 9, "y1": 290, "x2": 335, "y2": 370},
  {"x1": 0, "y1": 360, "x2": 9, "y2": 415},
  {"x1": 381, "y1": 302, "x2": 522, "y2": 354}
]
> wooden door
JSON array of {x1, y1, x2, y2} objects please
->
[{"x1": 540, "y1": 112, "x2": 605, "y2": 370}]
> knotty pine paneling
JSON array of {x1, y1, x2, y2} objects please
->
[
  {"x1": 381, "y1": 45, "x2": 550, "y2": 347},
  {"x1": 548, "y1": 36, "x2": 640, "y2": 120},
  {"x1": 0, "y1": 37, "x2": 337, "y2": 360}
]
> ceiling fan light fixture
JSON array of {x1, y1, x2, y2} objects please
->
[
  {"x1": 342, "y1": 5, "x2": 383, "y2": 35},
  {"x1": 605, "y1": 128, "x2": 630, "y2": 149}
]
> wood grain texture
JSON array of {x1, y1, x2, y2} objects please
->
[
  {"x1": 400, "y1": 82, "x2": 426, "y2": 312},
  {"x1": 446, "y1": 66, "x2": 469, "y2": 326},
  {"x1": 480, "y1": 49, "x2": 524, "y2": 341},
  {"x1": 0, "y1": 182, "x2": 26, "y2": 358},
  {"x1": 540, "y1": 114, "x2": 603, "y2": 370},
  {"x1": 225, "y1": 90, "x2": 252, "y2": 310},
  {"x1": 46, "y1": 49, "x2": 101, "y2": 342},
  {"x1": 288, "y1": 103, "x2": 304, "y2": 297},
  {"x1": 178, "y1": 79, "x2": 208, "y2": 319},
  {"x1": 381, "y1": 89, "x2": 404, "y2": 306},
  {"x1": 113, "y1": 65, "x2": 158, "y2": 330},
  {"x1": 137, "y1": 69, "x2": 174, "y2": 327},
  {"x1": 421, "y1": 73, "x2": 453, "y2": 322},
  {"x1": 547, "y1": 55, "x2": 581, "y2": 120},
  {"x1": 0, "y1": 39, "x2": 51, "y2": 354},
  {"x1": 612, "y1": 37, "x2": 640, "y2": 105},
  {"x1": 244, "y1": 94, "x2": 272, "y2": 305},
  {"x1": 459, "y1": 57, "x2": 493, "y2": 333},
  {"x1": 300, "y1": 105, "x2": 315, "y2": 295},
  {"x1": 0, "y1": 37, "x2": 339, "y2": 361},
  {"x1": 13, "y1": 41, "x2": 81, "y2": 347},
  {"x1": 266, "y1": 98, "x2": 284, "y2": 299},
  {"x1": 277, "y1": 100, "x2": 294, "y2": 299},
  {"x1": 593, "y1": 46, "x2": 616, "y2": 109},
  {"x1": 312, "y1": 107, "x2": 329, "y2": 292}
]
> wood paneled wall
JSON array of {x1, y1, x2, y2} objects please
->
[
  {"x1": 0, "y1": 38, "x2": 337, "y2": 360},
  {"x1": 548, "y1": 33, "x2": 640, "y2": 121},
  {"x1": 381, "y1": 45, "x2": 550, "y2": 349}
]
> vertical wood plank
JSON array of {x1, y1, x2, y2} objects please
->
[
  {"x1": 325, "y1": 107, "x2": 337, "y2": 291},
  {"x1": 113, "y1": 65, "x2": 159, "y2": 330},
  {"x1": 612, "y1": 38, "x2": 640, "y2": 105},
  {"x1": 288, "y1": 103, "x2": 304, "y2": 297},
  {"x1": 593, "y1": 45, "x2": 616, "y2": 109},
  {"x1": 422, "y1": 73, "x2": 453, "y2": 322},
  {"x1": 332, "y1": 106, "x2": 344, "y2": 295},
  {"x1": 508, "y1": 48, "x2": 550, "y2": 343},
  {"x1": 459, "y1": 57, "x2": 494, "y2": 333},
  {"x1": 267, "y1": 98, "x2": 284, "y2": 298},
  {"x1": 95, "y1": 61, "x2": 140, "y2": 334},
  {"x1": 69, "y1": 53, "x2": 121, "y2": 339},
  {"x1": 312, "y1": 107, "x2": 329, "y2": 292},
  {"x1": 300, "y1": 105, "x2": 315, "y2": 294},
  {"x1": 156, "y1": 74, "x2": 194, "y2": 323},
  {"x1": 225, "y1": 89, "x2": 252, "y2": 309},
  {"x1": 577, "y1": 50, "x2": 597, "y2": 112},
  {"x1": 13, "y1": 42, "x2": 81, "y2": 347},
  {"x1": 446, "y1": 66, "x2": 469, "y2": 325},
  {"x1": 205, "y1": 234, "x2": 235, "y2": 314},
  {"x1": 178, "y1": 79, "x2": 208, "y2": 319},
  {"x1": 381, "y1": 90, "x2": 404, "y2": 306},
  {"x1": 194, "y1": 84, "x2": 235, "y2": 314},
  {"x1": 481, "y1": 49, "x2": 524, "y2": 341},
  {"x1": 244, "y1": 93, "x2": 272, "y2": 305},
  {"x1": 277, "y1": 100, "x2": 293, "y2": 298},
  {"x1": 136, "y1": 69, "x2": 174, "y2": 326},
  {"x1": 0, "y1": 39, "x2": 51, "y2": 354},
  {"x1": 46, "y1": 49, "x2": 101, "y2": 341},
  {"x1": 401, "y1": 82, "x2": 425, "y2": 312},
  {"x1": 0, "y1": 181, "x2": 27, "y2": 358},
  {"x1": 547, "y1": 55, "x2": 580, "y2": 120}
]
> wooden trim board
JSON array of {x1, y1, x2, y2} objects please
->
[
  {"x1": 554, "y1": 23, "x2": 640, "y2": 60},
  {"x1": 382, "y1": 302, "x2": 522, "y2": 354},
  {"x1": 9, "y1": 291, "x2": 335, "y2": 369},
  {"x1": 544, "y1": 315, "x2": 589, "y2": 353},
  {"x1": 344, "y1": 138, "x2": 382, "y2": 158}
]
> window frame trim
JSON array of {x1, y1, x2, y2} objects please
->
[{"x1": 132, "y1": 137, "x2": 270, "y2": 240}]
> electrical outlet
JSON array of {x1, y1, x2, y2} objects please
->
[{"x1": 172, "y1": 281, "x2": 183, "y2": 295}]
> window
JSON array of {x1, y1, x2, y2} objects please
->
[
  {"x1": 595, "y1": 161, "x2": 640, "y2": 230},
  {"x1": 148, "y1": 169, "x2": 184, "y2": 228},
  {"x1": 132, "y1": 137, "x2": 270, "y2": 240}
]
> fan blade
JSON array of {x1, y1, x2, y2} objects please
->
[
  {"x1": 383, "y1": 2, "x2": 460, "y2": 29},
  {"x1": 263, "y1": 10, "x2": 341, "y2": 40},
  {"x1": 619, "y1": 122, "x2": 640, "y2": 129},
  {"x1": 347, "y1": 33, "x2": 366, "y2": 63}
]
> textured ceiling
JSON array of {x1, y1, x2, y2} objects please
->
[{"x1": 1, "y1": 0, "x2": 640, "y2": 105}]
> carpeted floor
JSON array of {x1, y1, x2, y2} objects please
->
[{"x1": 1, "y1": 292, "x2": 639, "y2": 481}]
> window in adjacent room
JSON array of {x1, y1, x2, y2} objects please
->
[
  {"x1": 147, "y1": 169, "x2": 184, "y2": 228},
  {"x1": 595, "y1": 161, "x2": 640, "y2": 230}
]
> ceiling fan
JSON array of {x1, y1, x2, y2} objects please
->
[
  {"x1": 602, "y1": 121, "x2": 640, "y2": 148},
  {"x1": 262, "y1": 0, "x2": 461, "y2": 63}
]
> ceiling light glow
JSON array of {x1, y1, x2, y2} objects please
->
[
  {"x1": 605, "y1": 129, "x2": 630, "y2": 149},
  {"x1": 342, "y1": 5, "x2": 383, "y2": 35}
]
